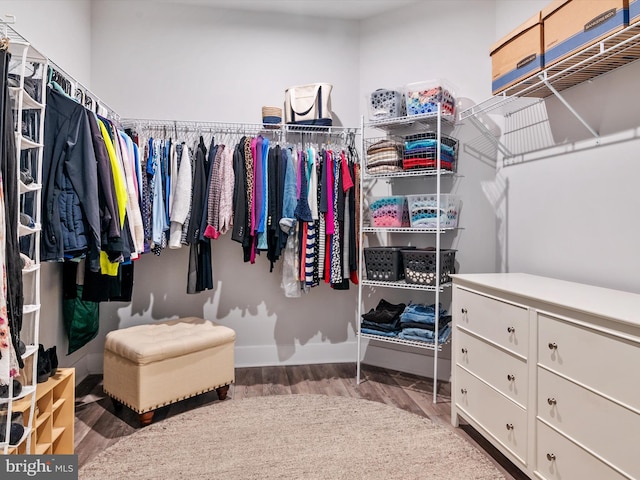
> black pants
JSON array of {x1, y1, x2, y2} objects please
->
[{"x1": 0, "y1": 50, "x2": 24, "y2": 367}]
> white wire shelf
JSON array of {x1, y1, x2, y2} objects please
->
[
  {"x1": 362, "y1": 226, "x2": 457, "y2": 233},
  {"x1": 123, "y1": 118, "x2": 360, "y2": 137},
  {"x1": 18, "y1": 222, "x2": 41, "y2": 237},
  {"x1": 363, "y1": 168, "x2": 456, "y2": 179},
  {"x1": 461, "y1": 22, "x2": 640, "y2": 120},
  {"x1": 21, "y1": 263, "x2": 40, "y2": 274},
  {"x1": 22, "y1": 304, "x2": 40, "y2": 315},
  {"x1": 7, "y1": 39, "x2": 46, "y2": 64},
  {"x1": 15, "y1": 134, "x2": 43, "y2": 151},
  {"x1": 9, "y1": 86, "x2": 44, "y2": 110},
  {"x1": 1, "y1": 426, "x2": 33, "y2": 451},
  {"x1": 366, "y1": 111, "x2": 456, "y2": 132},
  {"x1": 0, "y1": 385, "x2": 36, "y2": 406},
  {"x1": 359, "y1": 332, "x2": 450, "y2": 351},
  {"x1": 361, "y1": 279, "x2": 452, "y2": 291},
  {"x1": 19, "y1": 181, "x2": 41, "y2": 194},
  {"x1": 21, "y1": 344, "x2": 38, "y2": 360}
]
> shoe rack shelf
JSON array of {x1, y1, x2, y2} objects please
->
[
  {"x1": 1, "y1": 22, "x2": 46, "y2": 455},
  {"x1": 8, "y1": 369, "x2": 75, "y2": 455}
]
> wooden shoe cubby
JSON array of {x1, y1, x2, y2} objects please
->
[{"x1": 9, "y1": 368, "x2": 75, "y2": 454}]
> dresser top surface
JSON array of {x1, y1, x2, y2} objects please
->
[{"x1": 451, "y1": 273, "x2": 640, "y2": 328}]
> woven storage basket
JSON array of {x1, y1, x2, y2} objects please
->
[{"x1": 262, "y1": 106, "x2": 282, "y2": 127}]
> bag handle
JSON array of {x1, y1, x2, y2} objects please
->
[{"x1": 289, "y1": 84, "x2": 323, "y2": 118}]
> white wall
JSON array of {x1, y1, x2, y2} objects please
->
[
  {"x1": 493, "y1": 0, "x2": 640, "y2": 293},
  {"x1": 2, "y1": 0, "x2": 92, "y2": 85},
  {"x1": 84, "y1": 0, "x2": 363, "y2": 373}
]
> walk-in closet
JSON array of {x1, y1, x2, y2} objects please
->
[{"x1": 1, "y1": 1, "x2": 640, "y2": 479}]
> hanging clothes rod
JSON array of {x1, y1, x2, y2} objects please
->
[
  {"x1": 47, "y1": 59, "x2": 121, "y2": 122},
  {"x1": 122, "y1": 118, "x2": 360, "y2": 137}
]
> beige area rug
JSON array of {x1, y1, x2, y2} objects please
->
[{"x1": 80, "y1": 394, "x2": 505, "y2": 480}]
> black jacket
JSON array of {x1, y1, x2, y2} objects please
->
[{"x1": 42, "y1": 88, "x2": 101, "y2": 271}]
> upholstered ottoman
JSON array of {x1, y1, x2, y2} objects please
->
[{"x1": 103, "y1": 317, "x2": 235, "y2": 426}]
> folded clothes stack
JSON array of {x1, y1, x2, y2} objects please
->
[
  {"x1": 403, "y1": 139, "x2": 456, "y2": 171},
  {"x1": 398, "y1": 303, "x2": 452, "y2": 343},
  {"x1": 360, "y1": 299, "x2": 406, "y2": 337},
  {"x1": 366, "y1": 139, "x2": 403, "y2": 174},
  {"x1": 360, "y1": 301, "x2": 452, "y2": 344}
]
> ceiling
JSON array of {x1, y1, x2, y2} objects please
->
[{"x1": 141, "y1": 0, "x2": 419, "y2": 20}]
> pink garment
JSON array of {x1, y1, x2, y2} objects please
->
[
  {"x1": 325, "y1": 150, "x2": 335, "y2": 235},
  {"x1": 250, "y1": 137, "x2": 258, "y2": 233},
  {"x1": 217, "y1": 147, "x2": 235, "y2": 236},
  {"x1": 341, "y1": 151, "x2": 354, "y2": 192},
  {"x1": 296, "y1": 149, "x2": 302, "y2": 199}
]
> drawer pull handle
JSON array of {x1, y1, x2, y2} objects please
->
[
  {"x1": 461, "y1": 348, "x2": 468, "y2": 354},
  {"x1": 548, "y1": 342, "x2": 558, "y2": 350},
  {"x1": 506, "y1": 423, "x2": 514, "y2": 431},
  {"x1": 461, "y1": 308, "x2": 468, "y2": 314},
  {"x1": 507, "y1": 374, "x2": 515, "y2": 381},
  {"x1": 507, "y1": 326, "x2": 515, "y2": 333},
  {"x1": 547, "y1": 398, "x2": 557, "y2": 406},
  {"x1": 546, "y1": 453, "x2": 556, "y2": 462},
  {"x1": 460, "y1": 388, "x2": 467, "y2": 395}
]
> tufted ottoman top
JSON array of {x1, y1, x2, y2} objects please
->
[{"x1": 104, "y1": 317, "x2": 236, "y2": 365}]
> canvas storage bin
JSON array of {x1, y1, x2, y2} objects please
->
[
  {"x1": 631, "y1": 0, "x2": 640, "y2": 24},
  {"x1": 542, "y1": 0, "x2": 629, "y2": 68},
  {"x1": 369, "y1": 89, "x2": 406, "y2": 120},
  {"x1": 284, "y1": 83, "x2": 333, "y2": 126},
  {"x1": 262, "y1": 106, "x2": 282, "y2": 127},
  {"x1": 490, "y1": 11, "x2": 544, "y2": 94}
]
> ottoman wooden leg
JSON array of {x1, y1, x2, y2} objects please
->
[
  {"x1": 216, "y1": 385, "x2": 230, "y2": 400},
  {"x1": 111, "y1": 397, "x2": 124, "y2": 413},
  {"x1": 139, "y1": 411, "x2": 155, "y2": 427}
]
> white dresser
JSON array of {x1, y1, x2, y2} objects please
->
[{"x1": 451, "y1": 273, "x2": 640, "y2": 480}]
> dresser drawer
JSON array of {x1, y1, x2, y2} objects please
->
[
  {"x1": 456, "y1": 330, "x2": 528, "y2": 407},
  {"x1": 536, "y1": 420, "x2": 626, "y2": 480},
  {"x1": 538, "y1": 367, "x2": 640, "y2": 479},
  {"x1": 455, "y1": 366, "x2": 527, "y2": 463},
  {"x1": 538, "y1": 313, "x2": 640, "y2": 411},
  {"x1": 455, "y1": 287, "x2": 528, "y2": 357}
]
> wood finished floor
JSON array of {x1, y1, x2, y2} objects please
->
[{"x1": 74, "y1": 363, "x2": 528, "y2": 479}]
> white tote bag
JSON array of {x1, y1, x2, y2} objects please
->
[{"x1": 284, "y1": 83, "x2": 333, "y2": 126}]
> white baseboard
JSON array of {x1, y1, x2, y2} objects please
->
[
  {"x1": 73, "y1": 341, "x2": 450, "y2": 385},
  {"x1": 76, "y1": 342, "x2": 359, "y2": 379},
  {"x1": 361, "y1": 342, "x2": 452, "y2": 381}
]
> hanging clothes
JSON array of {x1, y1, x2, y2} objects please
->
[
  {"x1": 169, "y1": 143, "x2": 192, "y2": 248},
  {"x1": 0, "y1": 48, "x2": 23, "y2": 370},
  {"x1": 42, "y1": 88, "x2": 102, "y2": 272},
  {"x1": 186, "y1": 137, "x2": 213, "y2": 294},
  {"x1": 231, "y1": 138, "x2": 248, "y2": 244},
  {"x1": 0, "y1": 47, "x2": 20, "y2": 381}
]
